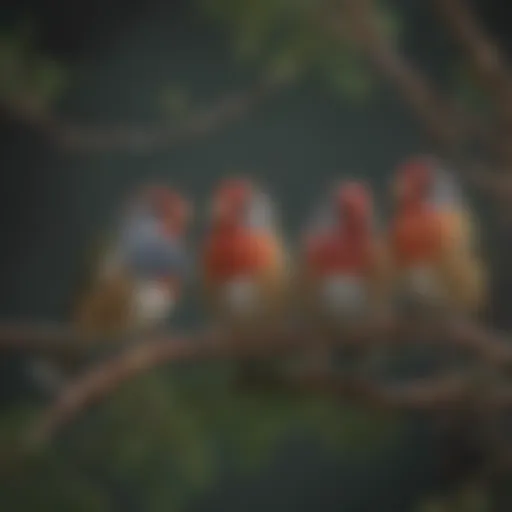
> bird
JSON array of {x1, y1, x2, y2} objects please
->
[
  {"x1": 26, "y1": 184, "x2": 193, "y2": 397},
  {"x1": 74, "y1": 184, "x2": 193, "y2": 339},
  {"x1": 297, "y1": 180, "x2": 391, "y2": 371},
  {"x1": 388, "y1": 155, "x2": 486, "y2": 327},
  {"x1": 201, "y1": 177, "x2": 289, "y2": 348}
]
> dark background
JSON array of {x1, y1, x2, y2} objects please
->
[{"x1": 0, "y1": 0, "x2": 510, "y2": 510}]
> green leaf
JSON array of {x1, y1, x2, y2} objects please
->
[
  {"x1": 454, "y1": 484, "x2": 491, "y2": 512},
  {"x1": 33, "y1": 58, "x2": 68, "y2": 103},
  {"x1": 326, "y1": 60, "x2": 373, "y2": 102},
  {"x1": 452, "y1": 64, "x2": 489, "y2": 114},
  {"x1": 198, "y1": 0, "x2": 388, "y2": 103},
  {"x1": 416, "y1": 498, "x2": 451, "y2": 512},
  {"x1": 376, "y1": 2, "x2": 404, "y2": 41},
  {"x1": 159, "y1": 86, "x2": 190, "y2": 117},
  {"x1": 0, "y1": 23, "x2": 67, "y2": 107}
]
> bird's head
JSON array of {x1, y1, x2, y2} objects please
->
[
  {"x1": 211, "y1": 177, "x2": 274, "y2": 230},
  {"x1": 393, "y1": 155, "x2": 461, "y2": 211},
  {"x1": 332, "y1": 181, "x2": 372, "y2": 232},
  {"x1": 139, "y1": 184, "x2": 192, "y2": 236},
  {"x1": 393, "y1": 155, "x2": 436, "y2": 208}
]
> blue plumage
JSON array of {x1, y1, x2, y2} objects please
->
[{"x1": 117, "y1": 212, "x2": 190, "y2": 281}]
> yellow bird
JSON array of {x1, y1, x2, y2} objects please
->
[{"x1": 389, "y1": 155, "x2": 486, "y2": 324}]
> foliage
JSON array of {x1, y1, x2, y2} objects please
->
[
  {"x1": 199, "y1": 0, "x2": 402, "y2": 102},
  {"x1": 0, "y1": 22, "x2": 67, "y2": 111},
  {"x1": 0, "y1": 363, "x2": 399, "y2": 510},
  {"x1": 451, "y1": 64, "x2": 491, "y2": 116},
  {"x1": 0, "y1": 1, "x2": 405, "y2": 114},
  {"x1": 159, "y1": 86, "x2": 191, "y2": 118},
  {"x1": 416, "y1": 485, "x2": 491, "y2": 512},
  {"x1": 1, "y1": 0, "x2": 493, "y2": 510}
]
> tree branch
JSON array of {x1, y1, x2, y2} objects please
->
[
  {"x1": 433, "y1": 0, "x2": 512, "y2": 167},
  {"x1": 26, "y1": 337, "x2": 212, "y2": 445},
  {"x1": 0, "y1": 322, "x2": 98, "y2": 353},
  {"x1": 22, "y1": 318, "x2": 512, "y2": 445},
  {"x1": 321, "y1": 0, "x2": 505, "y2": 195},
  {"x1": 1, "y1": 74, "x2": 289, "y2": 153},
  {"x1": 327, "y1": 0, "x2": 471, "y2": 151},
  {"x1": 433, "y1": 0, "x2": 512, "y2": 122},
  {"x1": 3, "y1": 318, "x2": 512, "y2": 365},
  {"x1": 277, "y1": 370, "x2": 471, "y2": 412}
]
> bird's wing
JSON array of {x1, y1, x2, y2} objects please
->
[
  {"x1": 429, "y1": 166, "x2": 481, "y2": 250},
  {"x1": 436, "y1": 208, "x2": 487, "y2": 314},
  {"x1": 367, "y1": 236, "x2": 394, "y2": 306},
  {"x1": 73, "y1": 268, "x2": 134, "y2": 337}
]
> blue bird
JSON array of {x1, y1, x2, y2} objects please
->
[{"x1": 74, "y1": 184, "x2": 193, "y2": 336}]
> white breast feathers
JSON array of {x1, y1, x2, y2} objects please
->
[
  {"x1": 320, "y1": 275, "x2": 368, "y2": 318},
  {"x1": 220, "y1": 278, "x2": 261, "y2": 317},
  {"x1": 402, "y1": 265, "x2": 444, "y2": 302},
  {"x1": 131, "y1": 280, "x2": 175, "y2": 328}
]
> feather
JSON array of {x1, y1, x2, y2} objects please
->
[{"x1": 390, "y1": 158, "x2": 486, "y2": 316}]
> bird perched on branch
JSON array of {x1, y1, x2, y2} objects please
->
[
  {"x1": 297, "y1": 181, "x2": 391, "y2": 370},
  {"x1": 74, "y1": 184, "x2": 193, "y2": 339},
  {"x1": 201, "y1": 177, "x2": 289, "y2": 347},
  {"x1": 27, "y1": 185, "x2": 192, "y2": 397},
  {"x1": 389, "y1": 155, "x2": 486, "y2": 325}
]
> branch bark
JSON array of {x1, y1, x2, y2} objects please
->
[
  {"x1": 434, "y1": 0, "x2": 512, "y2": 121},
  {"x1": 1, "y1": 74, "x2": 289, "y2": 153},
  {"x1": 279, "y1": 370, "x2": 471, "y2": 412},
  {"x1": 23, "y1": 318, "x2": 512, "y2": 445},
  {"x1": 322, "y1": 0, "x2": 505, "y2": 195},
  {"x1": 433, "y1": 0, "x2": 512, "y2": 167},
  {"x1": 3, "y1": 319, "x2": 512, "y2": 365},
  {"x1": 328, "y1": 0, "x2": 470, "y2": 151},
  {"x1": 27, "y1": 336, "x2": 217, "y2": 446}
]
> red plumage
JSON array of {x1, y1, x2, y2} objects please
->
[
  {"x1": 204, "y1": 227, "x2": 280, "y2": 282},
  {"x1": 304, "y1": 231, "x2": 373, "y2": 278}
]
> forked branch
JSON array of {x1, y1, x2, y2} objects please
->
[
  {"x1": 323, "y1": 0, "x2": 505, "y2": 194},
  {"x1": 23, "y1": 319, "x2": 512, "y2": 445},
  {"x1": 1, "y1": 74, "x2": 289, "y2": 153},
  {"x1": 434, "y1": 0, "x2": 512, "y2": 122}
]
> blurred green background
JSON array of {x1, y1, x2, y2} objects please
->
[{"x1": 0, "y1": 0, "x2": 509, "y2": 510}]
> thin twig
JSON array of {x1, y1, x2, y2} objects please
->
[
  {"x1": 1, "y1": 74, "x2": 289, "y2": 153},
  {"x1": 280, "y1": 370, "x2": 471, "y2": 411},
  {"x1": 434, "y1": 0, "x2": 512, "y2": 120},
  {"x1": 330, "y1": 0, "x2": 470, "y2": 150},
  {"x1": 433, "y1": 0, "x2": 512, "y2": 167},
  {"x1": 27, "y1": 336, "x2": 218, "y2": 446},
  {"x1": 0, "y1": 322, "x2": 96, "y2": 352},
  {"x1": 323, "y1": 0, "x2": 502, "y2": 194}
]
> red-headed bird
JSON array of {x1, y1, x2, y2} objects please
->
[
  {"x1": 201, "y1": 177, "x2": 289, "y2": 343},
  {"x1": 74, "y1": 184, "x2": 193, "y2": 338},
  {"x1": 299, "y1": 181, "x2": 391, "y2": 345},
  {"x1": 389, "y1": 155, "x2": 486, "y2": 321}
]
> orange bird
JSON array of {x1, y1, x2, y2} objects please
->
[
  {"x1": 389, "y1": 155, "x2": 486, "y2": 319},
  {"x1": 201, "y1": 178, "x2": 288, "y2": 341},
  {"x1": 299, "y1": 181, "x2": 391, "y2": 341}
]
